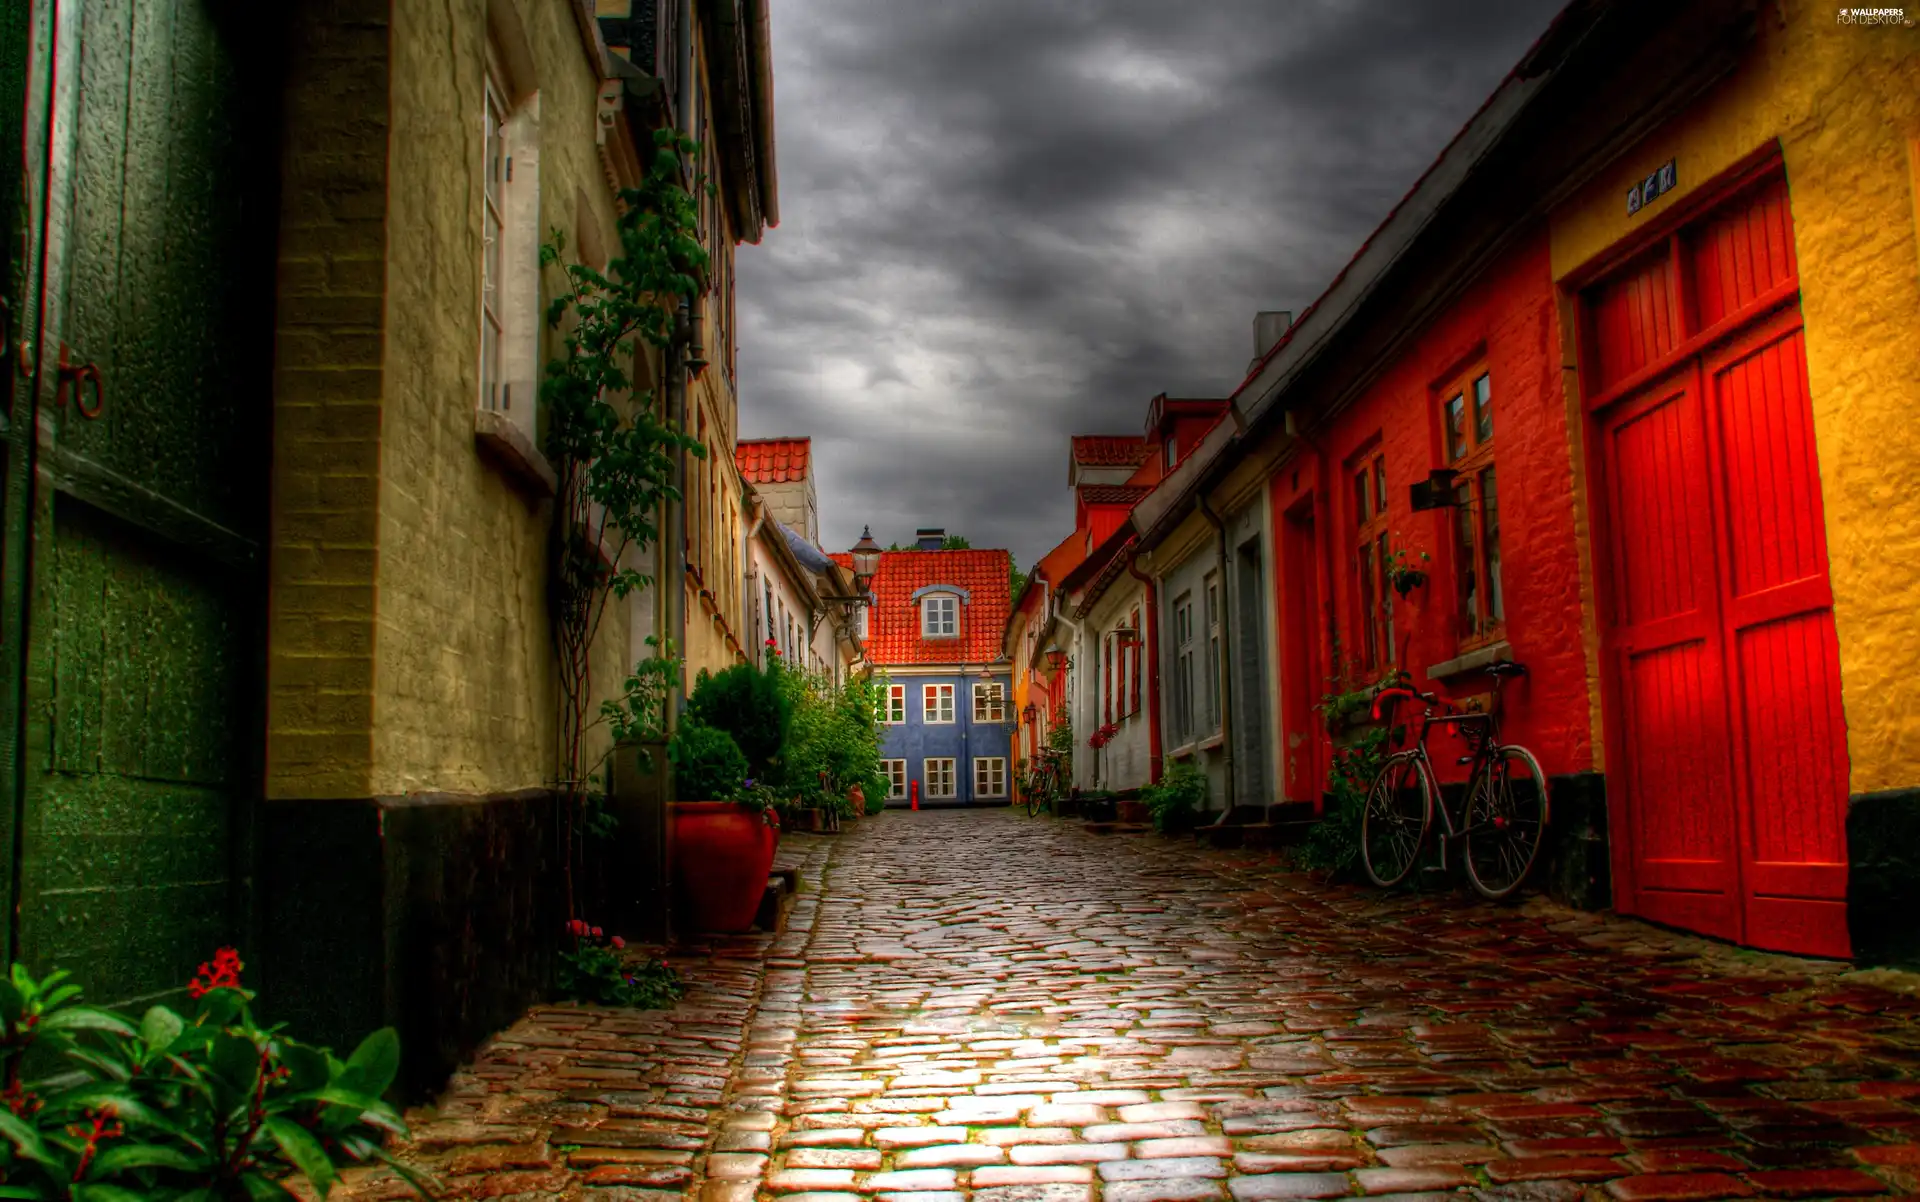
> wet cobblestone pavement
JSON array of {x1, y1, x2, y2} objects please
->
[{"x1": 356, "y1": 809, "x2": 1920, "y2": 1201}]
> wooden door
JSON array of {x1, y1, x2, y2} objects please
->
[
  {"x1": 1279, "y1": 498, "x2": 1323, "y2": 805},
  {"x1": 7, "y1": 0, "x2": 277, "y2": 1004},
  {"x1": 1587, "y1": 165, "x2": 1850, "y2": 957}
]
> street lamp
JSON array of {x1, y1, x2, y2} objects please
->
[{"x1": 849, "y1": 525, "x2": 882, "y2": 593}]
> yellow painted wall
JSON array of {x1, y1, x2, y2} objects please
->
[
  {"x1": 1549, "y1": 2, "x2": 1920, "y2": 793},
  {"x1": 370, "y1": 0, "x2": 628, "y2": 795}
]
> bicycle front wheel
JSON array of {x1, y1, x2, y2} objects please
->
[
  {"x1": 1361, "y1": 751, "x2": 1432, "y2": 888},
  {"x1": 1463, "y1": 745, "x2": 1551, "y2": 900}
]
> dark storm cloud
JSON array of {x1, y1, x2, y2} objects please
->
[{"x1": 736, "y1": 0, "x2": 1567, "y2": 566}]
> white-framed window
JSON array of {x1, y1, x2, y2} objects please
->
[
  {"x1": 924, "y1": 683, "x2": 955, "y2": 724},
  {"x1": 857, "y1": 605, "x2": 869, "y2": 639},
  {"x1": 1166, "y1": 437, "x2": 1177, "y2": 469},
  {"x1": 478, "y1": 53, "x2": 540, "y2": 436},
  {"x1": 886, "y1": 685, "x2": 906, "y2": 724},
  {"x1": 973, "y1": 681, "x2": 1005, "y2": 722},
  {"x1": 974, "y1": 757, "x2": 1007, "y2": 798},
  {"x1": 925, "y1": 758, "x2": 956, "y2": 799},
  {"x1": 1173, "y1": 592, "x2": 1195, "y2": 744},
  {"x1": 1204, "y1": 574, "x2": 1222, "y2": 732},
  {"x1": 883, "y1": 760, "x2": 908, "y2": 800},
  {"x1": 922, "y1": 594, "x2": 958, "y2": 638}
]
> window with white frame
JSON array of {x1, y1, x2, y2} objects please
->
[
  {"x1": 974, "y1": 757, "x2": 1007, "y2": 798},
  {"x1": 885, "y1": 685, "x2": 906, "y2": 724},
  {"x1": 857, "y1": 605, "x2": 869, "y2": 639},
  {"x1": 973, "y1": 681, "x2": 1006, "y2": 722},
  {"x1": 924, "y1": 683, "x2": 955, "y2": 724},
  {"x1": 1173, "y1": 592, "x2": 1195, "y2": 745},
  {"x1": 1204, "y1": 574, "x2": 1222, "y2": 732},
  {"x1": 478, "y1": 51, "x2": 540, "y2": 435},
  {"x1": 921, "y1": 594, "x2": 958, "y2": 638},
  {"x1": 925, "y1": 758, "x2": 956, "y2": 799},
  {"x1": 883, "y1": 760, "x2": 908, "y2": 800}
]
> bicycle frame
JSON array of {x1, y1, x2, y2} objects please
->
[{"x1": 1379, "y1": 684, "x2": 1507, "y2": 866}]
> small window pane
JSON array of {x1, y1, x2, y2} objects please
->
[
  {"x1": 1377, "y1": 532, "x2": 1393, "y2": 664},
  {"x1": 1358, "y1": 543, "x2": 1378, "y2": 669},
  {"x1": 1373, "y1": 459, "x2": 1388, "y2": 515},
  {"x1": 1455, "y1": 481, "x2": 1479, "y2": 638},
  {"x1": 1353, "y1": 470, "x2": 1369, "y2": 523},
  {"x1": 1473, "y1": 373, "x2": 1493, "y2": 443},
  {"x1": 1444, "y1": 395, "x2": 1467, "y2": 462},
  {"x1": 1482, "y1": 467, "x2": 1503, "y2": 623}
]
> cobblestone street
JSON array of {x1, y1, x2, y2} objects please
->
[{"x1": 364, "y1": 810, "x2": 1920, "y2": 1201}]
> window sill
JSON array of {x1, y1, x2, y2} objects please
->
[
  {"x1": 1426, "y1": 638, "x2": 1513, "y2": 682},
  {"x1": 1199, "y1": 732, "x2": 1225, "y2": 752},
  {"x1": 474, "y1": 409, "x2": 556, "y2": 497},
  {"x1": 1168, "y1": 742, "x2": 1197, "y2": 760}
]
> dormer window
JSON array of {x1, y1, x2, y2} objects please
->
[
  {"x1": 1165, "y1": 437, "x2": 1177, "y2": 469},
  {"x1": 922, "y1": 594, "x2": 958, "y2": 638}
]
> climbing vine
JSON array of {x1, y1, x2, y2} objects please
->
[{"x1": 542, "y1": 127, "x2": 709, "y2": 918}]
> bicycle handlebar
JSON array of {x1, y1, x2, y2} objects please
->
[{"x1": 1370, "y1": 686, "x2": 1439, "y2": 721}]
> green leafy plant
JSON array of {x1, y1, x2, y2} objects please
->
[
  {"x1": 557, "y1": 921, "x2": 682, "y2": 1010},
  {"x1": 543, "y1": 126, "x2": 709, "y2": 921},
  {"x1": 0, "y1": 951, "x2": 429, "y2": 1199},
  {"x1": 685, "y1": 659, "x2": 792, "y2": 781},
  {"x1": 668, "y1": 722, "x2": 749, "y2": 802},
  {"x1": 1293, "y1": 725, "x2": 1391, "y2": 876},
  {"x1": 1383, "y1": 539, "x2": 1432, "y2": 599},
  {"x1": 776, "y1": 669, "x2": 889, "y2": 814},
  {"x1": 1141, "y1": 762, "x2": 1208, "y2": 833},
  {"x1": 601, "y1": 637, "x2": 683, "y2": 747}
]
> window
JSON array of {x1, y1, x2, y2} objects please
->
[
  {"x1": 973, "y1": 682, "x2": 1006, "y2": 722},
  {"x1": 1128, "y1": 608, "x2": 1142, "y2": 716},
  {"x1": 1103, "y1": 636, "x2": 1114, "y2": 725},
  {"x1": 763, "y1": 579, "x2": 775, "y2": 657},
  {"x1": 922, "y1": 594, "x2": 958, "y2": 638},
  {"x1": 883, "y1": 760, "x2": 908, "y2": 800},
  {"x1": 478, "y1": 54, "x2": 540, "y2": 434},
  {"x1": 1173, "y1": 593, "x2": 1195, "y2": 744},
  {"x1": 974, "y1": 757, "x2": 1007, "y2": 798},
  {"x1": 885, "y1": 685, "x2": 906, "y2": 724},
  {"x1": 1441, "y1": 368, "x2": 1504, "y2": 645},
  {"x1": 1166, "y1": 437, "x2": 1178, "y2": 469},
  {"x1": 925, "y1": 758, "x2": 956, "y2": 799},
  {"x1": 1203, "y1": 575, "x2": 1222, "y2": 731},
  {"x1": 1352, "y1": 446, "x2": 1391, "y2": 672},
  {"x1": 924, "y1": 683, "x2": 955, "y2": 724},
  {"x1": 857, "y1": 605, "x2": 869, "y2": 639},
  {"x1": 480, "y1": 78, "x2": 506, "y2": 412}
]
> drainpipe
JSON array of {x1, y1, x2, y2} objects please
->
[
  {"x1": 663, "y1": 0, "x2": 695, "y2": 719},
  {"x1": 1126, "y1": 554, "x2": 1163, "y2": 785},
  {"x1": 744, "y1": 497, "x2": 768, "y2": 665},
  {"x1": 1050, "y1": 606, "x2": 1086, "y2": 790},
  {"x1": 1197, "y1": 494, "x2": 1236, "y2": 819}
]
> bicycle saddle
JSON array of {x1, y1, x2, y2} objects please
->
[{"x1": 1484, "y1": 661, "x2": 1527, "y2": 678}]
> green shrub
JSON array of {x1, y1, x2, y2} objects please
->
[
  {"x1": 1293, "y1": 726, "x2": 1390, "y2": 876},
  {"x1": 686, "y1": 660, "x2": 792, "y2": 778},
  {"x1": 778, "y1": 670, "x2": 889, "y2": 812},
  {"x1": 1142, "y1": 762, "x2": 1208, "y2": 833},
  {"x1": 669, "y1": 721, "x2": 749, "y2": 801},
  {"x1": 0, "y1": 953, "x2": 430, "y2": 1198}
]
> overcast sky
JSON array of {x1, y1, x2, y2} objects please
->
[{"x1": 736, "y1": 0, "x2": 1567, "y2": 569}]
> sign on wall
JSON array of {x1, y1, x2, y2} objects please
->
[{"x1": 1627, "y1": 159, "x2": 1678, "y2": 216}]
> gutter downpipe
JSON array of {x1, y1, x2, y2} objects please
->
[
  {"x1": 1126, "y1": 552, "x2": 1163, "y2": 785},
  {"x1": 1196, "y1": 492, "x2": 1235, "y2": 821},
  {"x1": 1283, "y1": 407, "x2": 1340, "y2": 811},
  {"x1": 664, "y1": 0, "x2": 695, "y2": 725},
  {"x1": 1049, "y1": 600, "x2": 1086, "y2": 791},
  {"x1": 745, "y1": 496, "x2": 768, "y2": 663}
]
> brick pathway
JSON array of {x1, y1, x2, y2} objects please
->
[{"x1": 358, "y1": 809, "x2": 1920, "y2": 1200}]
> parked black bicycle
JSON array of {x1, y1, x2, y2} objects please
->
[
  {"x1": 1360, "y1": 661, "x2": 1550, "y2": 899},
  {"x1": 1024, "y1": 751, "x2": 1066, "y2": 817}
]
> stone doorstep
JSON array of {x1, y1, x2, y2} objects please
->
[{"x1": 753, "y1": 868, "x2": 802, "y2": 933}]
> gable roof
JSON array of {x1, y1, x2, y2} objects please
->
[
  {"x1": 832, "y1": 548, "x2": 1012, "y2": 667},
  {"x1": 736, "y1": 438, "x2": 811, "y2": 484},
  {"x1": 1080, "y1": 484, "x2": 1152, "y2": 508}
]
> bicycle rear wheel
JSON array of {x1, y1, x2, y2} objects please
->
[
  {"x1": 1027, "y1": 766, "x2": 1051, "y2": 817},
  {"x1": 1361, "y1": 751, "x2": 1432, "y2": 888},
  {"x1": 1463, "y1": 745, "x2": 1551, "y2": 900}
]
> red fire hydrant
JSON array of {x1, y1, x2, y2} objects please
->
[{"x1": 910, "y1": 779, "x2": 920, "y2": 811}]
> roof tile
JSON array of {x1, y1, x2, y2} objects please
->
[
  {"x1": 1070, "y1": 435, "x2": 1153, "y2": 467},
  {"x1": 832, "y1": 548, "x2": 1012, "y2": 667},
  {"x1": 736, "y1": 438, "x2": 811, "y2": 484}
]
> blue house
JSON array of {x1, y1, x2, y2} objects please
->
[{"x1": 846, "y1": 529, "x2": 1015, "y2": 807}]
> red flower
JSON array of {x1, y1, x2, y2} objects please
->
[
  {"x1": 591, "y1": 926, "x2": 603, "y2": 937},
  {"x1": 611, "y1": 936, "x2": 626, "y2": 949},
  {"x1": 188, "y1": 947, "x2": 244, "y2": 999}
]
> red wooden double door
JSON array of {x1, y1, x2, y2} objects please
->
[{"x1": 1585, "y1": 167, "x2": 1851, "y2": 958}]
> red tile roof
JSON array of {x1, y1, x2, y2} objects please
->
[
  {"x1": 1070, "y1": 435, "x2": 1153, "y2": 467},
  {"x1": 834, "y1": 548, "x2": 1012, "y2": 667},
  {"x1": 1080, "y1": 484, "x2": 1152, "y2": 507},
  {"x1": 736, "y1": 438, "x2": 811, "y2": 484}
]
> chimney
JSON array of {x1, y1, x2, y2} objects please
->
[
  {"x1": 915, "y1": 528, "x2": 946, "y2": 551},
  {"x1": 1253, "y1": 310, "x2": 1293, "y2": 363}
]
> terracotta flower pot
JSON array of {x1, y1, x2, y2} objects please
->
[{"x1": 669, "y1": 802, "x2": 780, "y2": 933}]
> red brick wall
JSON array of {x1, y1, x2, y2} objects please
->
[{"x1": 1271, "y1": 226, "x2": 1594, "y2": 791}]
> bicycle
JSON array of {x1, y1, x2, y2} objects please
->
[
  {"x1": 1359, "y1": 660, "x2": 1550, "y2": 899},
  {"x1": 1025, "y1": 751, "x2": 1065, "y2": 817}
]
